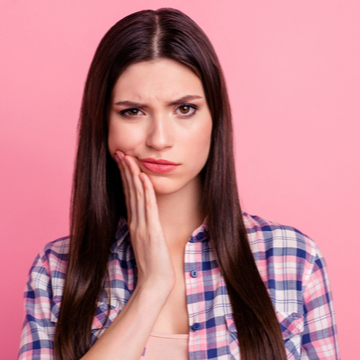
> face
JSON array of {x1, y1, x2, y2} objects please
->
[{"x1": 108, "y1": 59, "x2": 213, "y2": 196}]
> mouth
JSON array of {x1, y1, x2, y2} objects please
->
[{"x1": 138, "y1": 158, "x2": 179, "y2": 173}]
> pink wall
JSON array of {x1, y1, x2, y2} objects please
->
[{"x1": 1, "y1": 0, "x2": 358, "y2": 358}]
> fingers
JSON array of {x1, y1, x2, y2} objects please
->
[
  {"x1": 122, "y1": 156, "x2": 137, "y2": 224},
  {"x1": 139, "y1": 172, "x2": 160, "y2": 228},
  {"x1": 115, "y1": 151, "x2": 146, "y2": 226},
  {"x1": 117, "y1": 153, "x2": 131, "y2": 222},
  {"x1": 125, "y1": 155, "x2": 146, "y2": 226},
  {"x1": 114, "y1": 154, "x2": 173, "y2": 287}
]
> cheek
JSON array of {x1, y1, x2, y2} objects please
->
[
  {"x1": 187, "y1": 122, "x2": 212, "y2": 164},
  {"x1": 107, "y1": 122, "x2": 142, "y2": 156}
]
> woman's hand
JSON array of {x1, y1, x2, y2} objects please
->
[
  {"x1": 80, "y1": 151, "x2": 175, "y2": 360},
  {"x1": 115, "y1": 150, "x2": 176, "y2": 293}
]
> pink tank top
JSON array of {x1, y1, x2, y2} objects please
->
[{"x1": 144, "y1": 331, "x2": 189, "y2": 359}]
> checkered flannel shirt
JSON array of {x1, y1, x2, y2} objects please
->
[{"x1": 19, "y1": 212, "x2": 340, "y2": 359}]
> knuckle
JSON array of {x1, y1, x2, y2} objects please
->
[
  {"x1": 136, "y1": 189, "x2": 142, "y2": 201},
  {"x1": 129, "y1": 223, "x2": 136, "y2": 234},
  {"x1": 147, "y1": 197, "x2": 156, "y2": 207}
]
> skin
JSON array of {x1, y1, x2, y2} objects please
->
[
  {"x1": 81, "y1": 59, "x2": 212, "y2": 359},
  {"x1": 108, "y1": 58, "x2": 212, "y2": 197},
  {"x1": 108, "y1": 58, "x2": 213, "y2": 249}
]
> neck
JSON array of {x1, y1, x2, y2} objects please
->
[{"x1": 156, "y1": 176, "x2": 205, "y2": 249}]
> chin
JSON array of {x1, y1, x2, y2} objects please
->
[
  {"x1": 148, "y1": 174, "x2": 195, "y2": 196},
  {"x1": 151, "y1": 178, "x2": 181, "y2": 195}
]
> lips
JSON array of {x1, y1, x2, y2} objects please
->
[{"x1": 139, "y1": 158, "x2": 179, "y2": 173}]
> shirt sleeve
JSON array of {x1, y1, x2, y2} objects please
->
[
  {"x1": 301, "y1": 245, "x2": 340, "y2": 359},
  {"x1": 18, "y1": 250, "x2": 55, "y2": 360}
]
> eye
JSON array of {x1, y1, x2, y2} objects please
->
[
  {"x1": 120, "y1": 108, "x2": 144, "y2": 117},
  {"x1": 176, "y1": 104, "x2": 198, "y2": 116}
]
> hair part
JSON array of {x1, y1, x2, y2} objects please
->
[
  {"x1": 55, "y1": 8, "x2": 286, "y2": 360},
  {"x1": 152, "y1": 14, "x2": 161, "y2": 58}
]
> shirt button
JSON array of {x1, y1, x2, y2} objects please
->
[
  {"x1": 192, "y1": 322, "x2": 201, "y2": 331},
  {"x1": 190, "y1": 269, "x2": 199, "y2": 278},
  {"x1": 197, "y1": 232, "x2": 204, "y2": 241}
]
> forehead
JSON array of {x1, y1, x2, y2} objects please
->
[{"x1": 112, "y1": 59, "x2": 205, "y2": 101}]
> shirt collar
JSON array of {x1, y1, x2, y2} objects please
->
[{"x1": 110, "y1": 216, "x2": 209, "y2": 253}]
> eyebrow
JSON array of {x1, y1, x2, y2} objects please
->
[{"x1": 114, "y1": 95, "x2": 203, "y2": 108}]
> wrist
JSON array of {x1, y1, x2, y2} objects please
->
[{"x1": 136, "y1": 277, "x2": 174, "y2": 299}]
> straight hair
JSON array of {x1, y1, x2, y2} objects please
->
[{"x1": 55, "y1": 8, "x2": 287, "y2": 360}]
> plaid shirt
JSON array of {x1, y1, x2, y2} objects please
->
[{"x1": 19, "y1": 212, "x2": 340, "y2": 359}]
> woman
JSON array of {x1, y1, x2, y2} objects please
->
[{"x1": 18, "y1": 8, "x2": 339, "y2": 360}]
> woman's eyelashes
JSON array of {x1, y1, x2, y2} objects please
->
[
  {"x1": 120, "y1": 108, "x2": 144, "y2": 117},
  {"x1": 119, "y1": 104, "x2": 199, "y2": 119},
  {"x1": 175, "y1": 104, "x2": 199, "y2": 116}
]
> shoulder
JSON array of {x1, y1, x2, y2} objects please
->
[
  {"x1": 242, "y1": 214, "x2": 340, "y2": 360},
  {"x1": 242, "y1": 212, "x2": 320, "y2": 266},
  {"x1": 27, "y1": 236, "x2": 70, "y2": 291},
  {"x1": 20, "y1": 237, "x2": 70, "y2": 358},
  {"x1": 242, "y1": 212, "x2": 327, "y2": 313},
  {"x1": 33, "y1": 236, "x2": 70, "y2": 268}
]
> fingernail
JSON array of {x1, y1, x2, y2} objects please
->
[
  {"x1": 115, "y1": 150, "x2": 125, "y2": 164},
  {"x1": 114, "y1": 153, "x2": 121, "y2": 164}
]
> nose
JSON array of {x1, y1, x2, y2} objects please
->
[{"x1": 145, "y1": 113, "x2": 174, "y2": 151}]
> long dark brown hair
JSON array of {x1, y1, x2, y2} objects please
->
[{"x1": 55, "y1": 8, "x2": 286, "y2": 360}]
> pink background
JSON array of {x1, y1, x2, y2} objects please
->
[{"x1": 1, "y1": 0, "x2": 359, "y2": 358}]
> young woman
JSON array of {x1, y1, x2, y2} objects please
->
[{"x1": 18, "y1": 8, "x2": 339, "y2": 360}]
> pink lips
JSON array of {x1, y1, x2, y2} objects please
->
[{"x1": 139, "y1": 158, "x2": 179, "y2": 173}]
